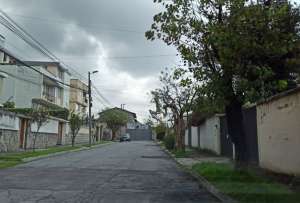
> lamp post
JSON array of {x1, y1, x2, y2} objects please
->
[{"x1": 88, "y1": 70, "x2": 98, "y2": 147}]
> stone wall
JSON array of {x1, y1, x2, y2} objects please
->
[
  {"x1": 26, "y1": 132, "x2": 59, "y2": 150},
  {"x1": 0, "y1": 129, "x2": 19, "y2": 152},
  {"x1": 0, "y1": 110, "x2": 66, "y2": 152}
]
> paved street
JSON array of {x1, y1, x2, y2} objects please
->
[{"x1": 0, "y1": 141, "x2": 219, "y2": 203}]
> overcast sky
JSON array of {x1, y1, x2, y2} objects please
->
[{"x1": 0, "y1": 0, "x2": 179, "y2": 121}]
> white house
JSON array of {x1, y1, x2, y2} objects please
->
[{"x1": 0, "y1": 46, "x2": 71, "y2": 110}]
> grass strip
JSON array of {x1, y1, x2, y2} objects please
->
[
  {"x1": 191, "y1": 162, "x2": 300, "y2": 203},
  {"x1": 0, "y1": 141, "x2": 111, "y2": 169}
]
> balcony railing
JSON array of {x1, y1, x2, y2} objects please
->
[{"x1": 42, "y1": 91, "x2": 55, "y2": 103}]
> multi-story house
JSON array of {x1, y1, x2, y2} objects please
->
[
  {"x1": 69, "y1": 79, "x2": 88, "y2": 115},
  {"x1": 24, "y1": 61, "x2": 71, "y2": 110},
  {"x1": 0, "y1": 41, "x2": 71, "y2": 110}
]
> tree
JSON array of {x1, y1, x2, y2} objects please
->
[
  {"x1": 151, "y1": 69, "x2": 198, "y2": 150},
  {"x1": 69, "y1": 112, "x2": 82, "y2": 147},
  {"x1": 29, "y1": 107, "x2": 49, "y2": 151},
  {"x1": 99, "y1": 109, "x2": 129, "y2": 140},
  {"x1": 146, "y1": 0, "x2": 300, "y2": 167}
]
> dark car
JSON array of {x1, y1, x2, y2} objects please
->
[{"x1": 120, "y1": 134, "x2": 131, "y2": 142}]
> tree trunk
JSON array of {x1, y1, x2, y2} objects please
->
[
  {"x1": 71, "y1": 135, "x2": 75, "y2": 147},
  {"x1": 225, "y1": 97, "x2": 247, "y2": 169},
  {"x1": 33, "y1": 133, "x2": 37, "y2": 152},
  {"x1": 175, "y1": 117, "x2": 185, "y2": 151}
]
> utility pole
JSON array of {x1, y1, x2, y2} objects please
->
[
  {"x1": 88, "y1": 70, "x2": 98, "y2": 147},
  {"x1": 88, "y1": 72, "x2": 92, "y2": 147}
]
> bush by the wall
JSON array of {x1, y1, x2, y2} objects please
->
[
  {"x1": 164, "y1": 134, "x2": 175, "y2": 150},
  {"x1": 157, "y1": 132, "x2": 165, "y2": 141},
  {"x1": 154, "y1": 122, "x2": 167, "y2": 141}
]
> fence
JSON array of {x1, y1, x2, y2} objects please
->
[
  {"x1": 256, "y1": 88, "x2": 300, "y2": 175},
  {"x1": 126, "y1": 129, "x2": 152, "y2": 141},
  {"x1": 0, "y1": 109, "x2": 67, "y2": 152},
  {"x1": 186, "y1": 87, "x2": 300, "y2": 175}
]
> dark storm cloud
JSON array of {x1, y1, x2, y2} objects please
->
[{"x1": 0, "y1": 0, "x2": 178, "y2": 77}]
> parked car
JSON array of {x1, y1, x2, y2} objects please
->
[{"x1": 120, "y1": 134, "x2": 131, "y2": 142}]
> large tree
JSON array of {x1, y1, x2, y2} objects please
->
[
  {"x1": 151, "y1": 69, "x2": 198, "y2": 150},
  {"x1": 99, "y1": 109, "x2": 129, "y2": 140},
  {"x1": 146, "y1": 0, "x2": 300, "y2": 167}
]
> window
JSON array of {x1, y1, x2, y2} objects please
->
[
  {"x1": 3, "y1": 53, "x2": 7, "y2": 63},
  {"x1": 0, "y1": 78, "x2": 3, "y2": 96},
  {"x1": 58, "y1": 70, "x2": 64, "y2": 80},
  {"x1": 43, "y1": 84, "x2": 55, "y2": 103}
]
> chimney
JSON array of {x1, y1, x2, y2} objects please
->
[{"x1": 0, "y1": 34, "x2": 5, "y2": 48}]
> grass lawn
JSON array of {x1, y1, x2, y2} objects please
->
[
  {"x1": 0, "y1": 141, "x2": 111, "y2": 169},
  {"x1": 192, "y1": 163, "x2": 300, "y2": 203}
]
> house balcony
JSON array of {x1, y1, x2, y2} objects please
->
[{"x1": 42, "y1": 91, "x2": 55, "y2": 103}]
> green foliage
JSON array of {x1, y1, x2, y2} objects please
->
[
  {"x1": 146, "y1": 0, "x2": 300, "y2": 105},
  {"x1": 154, "y1": 122, "x2": 167, "y2": 140},
  {"x1": 49, "y1": 108, "x2": 69, "y2": 120},
  {"x1": 6, "y1": 108, "x2": 69, "y2": 120},
  {"x1": 69, "y1": 112, "x2": 82, "y2": 146},
  {"x1": 163, "y1": 134, "x2": 175, "y2": 150},
  {"x1": 192, "y1": 163, "x2": 300, "y2": 203},
  {"x1": 99, "y1": 108, "x2": 129, "y2": 134},
  {"x1": 2, "y1": 101, "x2": 15, "y2": 108}
]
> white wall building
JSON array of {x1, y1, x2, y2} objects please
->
[{"x1": 0, "y1": 47, "x2": 71, "y2": 110}]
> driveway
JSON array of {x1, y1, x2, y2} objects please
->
[{"x1": 0, "y1": 141, "x2": 220, "y2": 203}]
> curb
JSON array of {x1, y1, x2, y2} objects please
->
[
  {"x1": 22, "y1": 142, "x2": 114, "y2": 163},
  {"x1": 158, "y1": 144, "x2": 236, "y2": 203}
]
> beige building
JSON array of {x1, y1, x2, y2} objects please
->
[
  {"x1": 257, "y1": 87, "x2": 300, "y2": 175},
  {"x1": 69, "y1": 79, "x2": 88, "y2": 115}
]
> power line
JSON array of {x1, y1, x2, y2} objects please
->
[
  {"x1": 8, "y1": 13, "x2": 145, "y2": 34},
  {"x1": 0, "y1": 9, "x2": 113, "y2": 108}
]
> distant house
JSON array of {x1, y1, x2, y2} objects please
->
[
  {"x1": 69, "y1": 79, "x2": 88, "y2": 116},
  {"x1": 97, "y1": 107, "x2": 137, "y2": 139}
]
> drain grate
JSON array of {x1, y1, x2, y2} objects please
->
[{"x1": 141, "y1": 155, "x2": 167, "y2": 159}]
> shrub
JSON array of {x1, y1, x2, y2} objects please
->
[
  {"x1": 155, "y1": 122, "x2": 167, "y2": 140},
  {"x1": 164, "y1": 134, "x2": 175, "y2": 150},
  {"x1": 157, "y1": 132, "x2": 165, "y2": 141}
]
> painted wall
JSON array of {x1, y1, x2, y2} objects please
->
[
  {"x1": 0, "y1": 110, "x2": 19, "y2": 130},
  {"x1": 257, "y1": 90, "x2": 300, "y2": 175},
  {"x1": 0, "y1": 110, "x2": 66, "y2": 151},
  {"x1": 203, "y1": 116, "x2": 221, "y2": 155},
  {"x1": 31, "y1": 119, "x2": 59, "y2": 134},
  {"x1": 0, "y1": 65, "x2": 43, "y2": 108},
  {"x1": 191, "y1": 126, "x2": 198, "y2": 148},
  {"x1": 186, "y1": 115, "x2": 221, "y2": 155}
]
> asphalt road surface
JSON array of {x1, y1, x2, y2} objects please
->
[{"x1": 0, "y1": 141, "x2": 220, "y2": 203}]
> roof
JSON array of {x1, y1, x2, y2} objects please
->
[
  {"x1": 23, "y1": 60, "x2": 71, "y2": 75},
  {"x1": 99, "y1": 107, "x2": 137, "y2": 119},
  {"x1": 0, "y1": 47, "x2": 21, "y2": 62}
]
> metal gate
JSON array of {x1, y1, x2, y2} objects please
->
[
  {"x1": 220, "y1": 116, "x2": 233, "y2": 158},
  {"x1": 126, "y1": 129, "x2": 152, "y2": 141},
  {"x1": 243, "y1": 106, "x2": 259, "y2": 165}
]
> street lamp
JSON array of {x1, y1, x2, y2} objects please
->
[{"x1": 88, "y1": 70, "x2": 98, "y2": 147}]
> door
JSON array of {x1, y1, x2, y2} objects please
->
[
  {"x1": 19, "y1": 119, "x2": 27, "y2": 148},
  {"x1": 57, "y1": 122, "x2": 63, "y2": 145}
]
